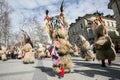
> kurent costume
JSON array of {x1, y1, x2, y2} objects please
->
[
  {"x1": 0, "y1": 45, "x2": 7, "y2": 61},
  {"x1": 77, "y1": 35, "x2": 95, "y2": 61},
  {"x1": 93, "y1": 16, "x2": 117, "y2": 67},
  {"x1": 23, "y1": 49, "x2": 35, "y2": 64},
  {"x1": 37, "y1": 43, "x2": 46, "y2": 60},
  {"x1": 17, "y1": 47, "x2": 23, "y2": 59},
  {"x1": 73, "y1": 44, "x2": 79, "y2": 56},
  {"x1": 21, "y1": 30, "x2": 35, "y2": 64},
  {"x1": 44, "y1": 1, "x2": 73, "y2": 73},
  {"x1": 22, "y1": 43, "x2": 35, "y2": 64}
]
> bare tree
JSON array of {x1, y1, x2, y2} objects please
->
[
  {"x1": 20, "y1": 15, "x2": 49, "y2": 44},
  {"x1": 13, "y1": 14, "x2": 50, "y2": 46},
  {"x1": 31, "y1": 16, "x2": 49, "y2": 44},
  {"x1": 0, "y1": 0, "x2": 11, "y2": 44}
]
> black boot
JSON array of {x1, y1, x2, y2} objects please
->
[
  {"x1": 93, "y1": 57, "x2": 95, "y2": 61},
  {"x1": 101, "y1": 60, "x2": 106, "y2": 67},
  {"x1": 108, "y1": 60, "x2": 112, "y2": 66}
]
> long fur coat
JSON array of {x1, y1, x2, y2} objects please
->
[{"x1": 95, "y1": 35, "x2": 117, "y2": 60}]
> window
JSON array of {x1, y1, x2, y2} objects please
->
[
  {"x1": 88, "y1": 21, "x2": 92, "y2": 25},
  {"x1": 107, "y1": 21, "x2": 110, "y2": 26},
  {"x1": 111, "y1": 22, "x2": 114, "y2": 27},
  {"x1": 88, "y1": 29, "x2": 94, "y2": 37},
  {"x1": 88, "y1": 22, "x2": 92, "y2": 25},
  {"x1": 81, "y1": 23, "x2": 83, "y2": 29}
]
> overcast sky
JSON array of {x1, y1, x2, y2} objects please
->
[{"x1": 7, "y1": 0, "x2": 113, "y2": 32}]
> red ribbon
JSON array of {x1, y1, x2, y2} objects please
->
[
  {"x1": 60, "y1": 13, "x2": 64, "y2": 17},
  {"x1": 45, "y1": 16, "x2": 52, "y2": 21}
]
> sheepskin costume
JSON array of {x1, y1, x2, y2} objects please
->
[
  {"x1": 0, "y1": 45, "x2": 7, "y2": 61},
  {"x1": 0, "y1": 50, "x2": 3, "y2": 59},
  {"x1": 1, "y1": 54, "x2": 7, "y2": 61},
  {"x1": 77, "y1": 35, "x2": 95, "y2": 61},
  {"x1": 5, "y1": 49, "x2": 12, "y2": 59},
  {"x1": 44, "y1": 1, "x2": 73, "y2": 73},
  {"x1": 73, "y1": 44, "x2": 79, "y2": 56},
  {"x1": 52, "y1": 39, "x2": 73, "y2": 72},
  {"x1": 0, "y1": 50, "x2": 7, "y2": 61},
  {"x1": 37, "y1": 43, "x2": 46, "y2": 59},
  {"x1": 45, "y1": 49, "x2": 51, "y2": 58},
  {"x1": 17, "y1": 47, "x2": 23, "y2": 59},
  {"x1": 23, "y1": 49, "x2": 35, "y2": 64},
  {"x1": 94, "y1": 25, "x2": 117, "y2": 67},
  {"x1": 22, "y1": 43, "x2": 32, "y2": 52},
  {"x1": 22, "y1": 43, "x2": 35, "y2": 63}
]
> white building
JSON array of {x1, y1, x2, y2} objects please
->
[
  {"x1": 68, "y1": 12, "x2": 119, "y2": 45},
  {"x1": 108, "y1": 0, "x2": 120, "y2": 35}
]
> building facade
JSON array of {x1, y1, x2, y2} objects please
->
[
  {"x1": 68, "y1": 12, "x2": 119, "y2": 45},
  {"x1": 108, "y1": 0, "x2": 120, "y2": 35}
]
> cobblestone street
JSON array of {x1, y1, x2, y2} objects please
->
[
  {"x1": 1, "y1": 0, "x2": 120, "y2": 80},
  {"x1": 0, "y1": 54, "x2": 120, "y2": 80}
]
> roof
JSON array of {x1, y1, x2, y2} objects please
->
[
  {"x1": 108, "y1": 0, "x2": 115, "y2": 9},
  {"x1": 69, "y1": 23, "x2": 76, "y2": 27},
  {"x1": 69, "y1": 12, "x2": 115, "y2": 29},
  {"x1": 83, "y1": 14, "x2": 115, "y2": 20}
]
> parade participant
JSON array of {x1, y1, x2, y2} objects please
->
[
  {"x1": 73, "y1": 44, "x2": 79, "y2": 56},
  {"x1": 23, "y1": 49, "x2": 35, "y2": 64},
  {"x1": 0, "y1": 46, "x2": 3, "y2": 60},
  {"x1": 44, "y1": 0, "x2": 73, "y2": 73},
  {"x1": 0, "y1": 44, "x2": 7, "y2": 61},
  {"x1": 93, "y1": 16, "x2": 117, "y2": 67},
  {"x1": 17, "y1": 47, "x2": 23, "y2": 59},
  {"x1": 22, "y1": 43, "x2": 33, "y2": 63},
  {"x1": 77, "y1": 35, "x2": 95, "y2": 61},
  {"x1": 37, "y1": 43, "x2": 46, "y2": 60},
  {"x1": 11, "y1": 46, "x2": 18, "y2": 59},
  {"x1": 21, "y1": 30, "x2": 35, "y2": 64}
]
